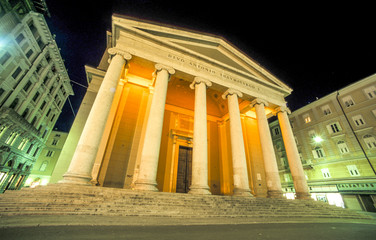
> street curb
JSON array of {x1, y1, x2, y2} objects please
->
[{"x1": 1, "y1": 215, "x2": 376, "y2": 228}]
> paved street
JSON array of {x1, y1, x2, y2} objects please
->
[{"x1": 1, "y1": 223, "x2": 376, "y2": 240}]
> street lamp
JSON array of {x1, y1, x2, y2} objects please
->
[{"x1": 314, "y1": 136, "x2": 323, "y2": 143}]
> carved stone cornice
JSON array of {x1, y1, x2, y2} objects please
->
[
  {"x1": 108, "y1": 48, "x2": 132, "y2": 60},
  {"x1": 222, "y1": 88, "x2": 243, "y2": 99},
  {"x1": 189, "y1": 77, "x2": 212, "y2": 89},
  {"x1": 155, "y1": 63, "x2": 175, "y2": 75}
]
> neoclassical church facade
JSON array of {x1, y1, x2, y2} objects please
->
[{"x1": 50, "y1": 15, "x2": 310, "y2": 199}]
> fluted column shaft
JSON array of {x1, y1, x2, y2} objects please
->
[
  {"x1": 189, "y1": 77, "x2": 211, "y2": 195},
  {"x1": 134, "y1": 64, "x2": 175, "y2": 192},
  {"x1": 276, "y1": 107, "x2": 311, "y2": 199},
  {"x1": 252, "y1": 99, "x2": 283, "y2": 198},
  {"x1": 60, "y1": 48, "x2": 131, "y2": 185},
  {"x1": 222, "y1": 89, "x2": 252, "y2": 196}
]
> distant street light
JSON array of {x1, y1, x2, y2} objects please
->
[{"x1": 314, "y1": 136, "x2": 323, "y2": 143}]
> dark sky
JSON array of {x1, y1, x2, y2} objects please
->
[{"x1": 45, "y1": 1, "x2": 376, "y2": 132}]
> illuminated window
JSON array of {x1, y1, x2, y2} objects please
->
[
  {"x1": 5, "y1": 132, "x2": 18, "y2": 145},
  {"x1": 347, "y1": 165, "x2": 360, "y2": 176},
  {"x1": 303, "y1": 114, "x2": 311, "y2": 123},
  {"x1": 18, "y1": 138, "x2": 28, "y2": 150},
  {"x1": 363, "y1": 135, "x2": 376, "y2": 149},
  {"x1": 364, "y1": 86, "x2": 376, "y2": 99},
  {"x1": 352, "y1": 115, "x2": 366, "y2": 126},
  {"x1": 321, "y1": 105, "x2": 332, "y2": 115},
  {"x1": 342, "y1": 95, "x2": 355, "y2": 107},
  {"x1": 321, "y1": 168, "x2": 331, "y2": 178},
  {"x1": 337, "y1": 141, "x2": 349, "y2": 154}
]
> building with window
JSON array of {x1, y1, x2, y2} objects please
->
[
  {"x1": 270, "y1": 74, "x2": 376, "y2": 211},
  {"x1": 24, "y1": 130, "x2": 68, "y2": 187},
  {"x1": 0, "y1": 0, "x2": 73, "y2": 192}
]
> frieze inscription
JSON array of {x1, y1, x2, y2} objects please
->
[{"x1": 167, "y1": 53, "x2": 260, "y2": 92}]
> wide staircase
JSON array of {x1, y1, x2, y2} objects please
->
[{"x1": 0, "y1": 184, "x2": 373, "y2": 220}]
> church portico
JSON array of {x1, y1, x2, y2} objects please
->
[{"x1": 52, "y1": 15, "x2": 310, "y2": 199}]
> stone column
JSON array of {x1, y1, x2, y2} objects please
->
[
  {"x1": 276, "y1": 106, "x2": 311, "y2": 199},
  {"x1": 188, "y1": 77, "x2": 212, "y2": 195},
  {"x1": 252, "y1": 99, "x2": 283, "y2": 198},
  {"x1": 222, "y1": 89, "x2": 252, "y2": 197},
  {"x1": 60, "y1": 48, "x2": 131, "y2": 185},
  {"x1": 134, "y1": 64, "x2": 175, "y2": 192}
]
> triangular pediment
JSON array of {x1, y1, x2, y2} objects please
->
[{"x1": 112, "y1": 15, "x2": 292, "y2": 94}]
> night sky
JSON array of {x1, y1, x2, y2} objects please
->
[{"x1": 45, "y1": 1, "x2": 376, "y2": 132}]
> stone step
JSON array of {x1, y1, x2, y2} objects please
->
[
  {"x1": 0, "y1": 185, "x2": 373, "y2": 220},
  {"x1": 0, "y1": 203, "x2": 367, "y2": 218}
]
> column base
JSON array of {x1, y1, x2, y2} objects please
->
[
  {"x1": 58, "y1": 172, "x2": 92, "y2": 186},
  {"x1": 267, "y1": 190, "x2": 284, "y2": 199},
  {"x1": 295, "y1": 192, "x2": 312, "y2": 200},
  {"x1": 188, "y1": 185, "x2": 211, "y2": 195},
  {"x1": 233, "y1": 188, "x2": 254, "y2": 197},
  {"x1": 133, "y1": 179, "x2": 159, "y2": 192}
]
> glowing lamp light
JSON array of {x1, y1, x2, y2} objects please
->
[{"x1": 314, "y1": 136, "x2": 323, "y2": 143}]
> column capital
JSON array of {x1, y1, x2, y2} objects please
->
[
  {"x1": 189, "y1": 77, "x2": 212, "y2": 89},
  {"x1": 275, "y1": 106, "x2": 291, "y2": 115},
  {"x1": 222, "y1": 88, "x2": 243, "y2": 99},
  {"x1": 155, "y1": 63, "x2": 175, "y2": 75},
  {"x1": 108, "y1": 48, "x2": 132, "y2": 60},
  {"x1": 250, "y1": 98, "x2": 269, "y2": 108}
]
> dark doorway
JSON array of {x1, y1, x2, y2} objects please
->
[
  {"x1": 360, "y1": 195, "x2": 376, "y2": 212},
  {"x1": 176, "y1": 146, "x2": 192, "y2": 193}
]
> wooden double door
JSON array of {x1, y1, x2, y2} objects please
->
[{"x1": 176, "y1": 146, "x2": 192, "y2": 193}]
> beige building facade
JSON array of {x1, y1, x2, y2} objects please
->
[
  {"x1": 0, "y1": 0, "x2": 73, "y2": 192},
  {"x1": 51, "y1": 15, "x2": 310, "y2": 199},
  {"x1": 270, "y1": 74, "x2": 376, "y2": 211},
  {"x1": 25, "y1": 130, "x2": 68, "y2": 187}
]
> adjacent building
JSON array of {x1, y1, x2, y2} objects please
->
[
  {"x1": 24, "y1": 130, "x2": 68, "y2": 187},
  {"x1": 270, "y1": 74, "x2": 376, "y2": 211},
  {"x1": 0, "y1": 0, "x2": 73, "y2": 192}
]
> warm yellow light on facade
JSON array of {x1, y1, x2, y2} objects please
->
[
  {"x1": 245, "y1": 108, "x2": 272, "y2": 119},
  {"x1": 245, "y1": 110, "x2": 256, "y2": 118},
  {"x1": 125, "y1": 74, "x2": 152, "y2": 87}
]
